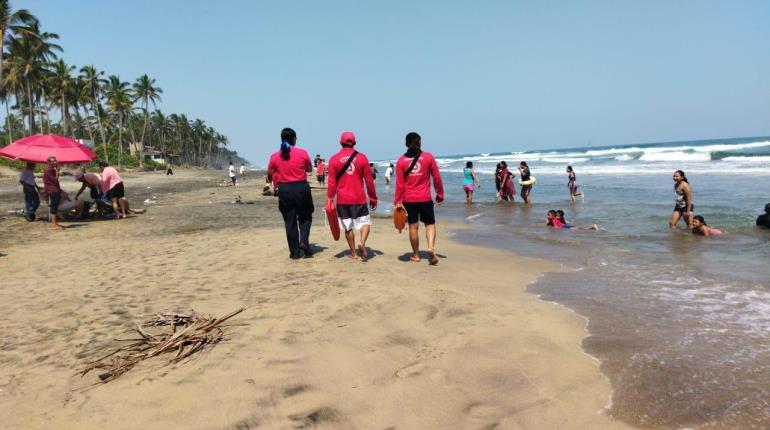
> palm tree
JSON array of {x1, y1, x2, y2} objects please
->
[
  {"x1": 48, "y1": 59, "x2": 74, "y2": 135},
  {"x1": 80, "y1": 64, "x2": 108, "y2": 161},
  {"x1": 132, "y1": 74, "x2": 161, "y2": 148},
  {"x1": 104, "y1": 74, "x2": 133, "y2": 167},
  {"x1": 0, "y1": 0, "x2": 38, "y2": 90},
  {"x1": 4, "y1": 24, "x2": 60, "y2": 133}
]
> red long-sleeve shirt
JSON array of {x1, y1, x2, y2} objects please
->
[
  {"x1": 326, "y1": 147, "x2": 377, "y2": 205},
  {"x1": 394, "y1": 151, "x2": 444, "y2": 204}
]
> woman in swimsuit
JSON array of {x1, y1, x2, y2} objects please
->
[
  {"x1": 669, "y1": 170, "x2": 694, "y2": 229},
  {"x1": 692, "y1": 215, "x2": 725, "y2": 236},
  {"x1": 462, "y1": 161, "x2": 480, "y2": 204},
  {"x1": 566, "y1": 165, "x2": 582, "y2": 203},
  {"x1": 519, "y1": 161, "x2": 532, "y2": 204}
]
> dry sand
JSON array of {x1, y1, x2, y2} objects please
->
[{"x1": 0, "y1": 170, "x2": 632, "y2": 429}]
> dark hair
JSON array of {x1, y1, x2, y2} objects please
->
[
  {"x1": 280, "y1": 128, "x2": 297, "y2": 160},
  {"x1": 98, "y1": 161, "x2": 109, "y2": 168},
  {"x1": 547, "y1": 210, "x2": 557, "y2": 216},
  {"x1": 500, "y1": 161, "x2": 507, "y2": 168},
  {"x1": 520, "y1": 161, "x2": 528, "y2": 167},
  {"x1": 765, "y1": 203, "x2": 770, "y2": 214},
  {"x1": 556, "y1": 209, "x2": 566, "y2": 222},
  {"x1": 404, "y1": 132, "x2": 421, "y2": 157},
  {"x1": 466, "y1": 161, "x2": 473, "y2": 168},
  {"x1": 567, "y1": 165, "x2": 573, "y2": 172},
  {"x1": 674, "y1": 170, "x2": 688, "y2": 185},
  {"x1": 693, "y1": 215, "x2": 706, "y2": 225}
]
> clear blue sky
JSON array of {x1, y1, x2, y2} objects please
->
[{"x1": 25, "y1": 0, "x2": 770, "y2": 165}]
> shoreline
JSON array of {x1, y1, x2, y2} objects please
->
[{"x1": 0, "y1": 171, "x2": 632, "y2": 429}]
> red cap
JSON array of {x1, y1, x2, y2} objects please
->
[{"x1": 340, "y1": 131, "x2": 356, "y2": 146}]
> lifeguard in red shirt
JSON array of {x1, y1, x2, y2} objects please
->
[
  {"x1": 394, "y1": 132, "x2": 444, "y2": 265},
  {"x1": 327, "y1": 131, "x2": 378, "y2": 261}
]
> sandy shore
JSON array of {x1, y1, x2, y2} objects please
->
[{"x1": 0, "y1": 170, "x2": 632, "y2": 429}]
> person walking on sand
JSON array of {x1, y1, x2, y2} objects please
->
[
  {"x1": 228, "y1": 161, "x2": 237, "y2": 187},
  {"x1": 394, "y1": 132, "x2": 444, "y2": 265},
  {"x1": 669, "y1": 169, "x2": 693, "y2": 229},
  {"x1": 19, "y1": 162, "x2": 40, "y2": 221},
  {"x1": 327, "y1": 131, "x2": 378, "y2": 261},
  {"x1": 239, "y1": 163, "x2": 246, "y2": 182},
  {"x1": 316, "y1": 158, "x2": 326, "y2": 186},
  {"x1": 519, "y1": 161, "x2": 533, "y2": 204},
  {"x1": 267, "y1": 128, "x2": 315, "y2": 259},
  {"x1": 567, "y1": 165, "x2": 582, "y2": 203},
  {"x1": 43, "y1": 156, "x2": 64, "y2": 229},
  {"x1": 165, "y1": 161, "x2": 173, "y2": 175},
  {"x1": 463, "y1": 161, "x2": 480, "y2": 204}
]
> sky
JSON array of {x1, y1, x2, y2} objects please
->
[{"x1": 24, "y1": 0, "x2": 770, "y2": 165}]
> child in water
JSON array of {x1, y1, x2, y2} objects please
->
[
  {"x1": 692, "y1": 215, "x2": 725, "y2": 236},
  {"x1": 546, "y1": 209, "x2": 601, "y2": 230}
]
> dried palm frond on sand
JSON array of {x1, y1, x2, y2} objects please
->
[{"x1": 79, "y1": 308, "x2": 245, "y2": 384}]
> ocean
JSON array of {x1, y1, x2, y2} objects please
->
[{"x1": 376, "y1": 136, "x2": 770, "y2": 429}]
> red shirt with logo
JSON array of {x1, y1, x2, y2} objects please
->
[
  {"x1": 394, "y1": 151, "x2": 444, "y2": 204},
  {"x1": 267, "y1": 147, "x2": 312, "y2": 184},
  {"x1": 326, "y1": 147, "x2": 377, "y2": 205}
]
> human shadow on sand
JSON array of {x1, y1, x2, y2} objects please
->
[
  {"x1": 333, "y1": 247, "x2": 384, "y2": 261},
  {"x1": 397, "y1": 251, "x2": 447, "y2": 263}
]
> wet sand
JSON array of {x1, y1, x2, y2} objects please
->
[{"x1": 0, "y1": 170, "x2": 632, "y2": 429}]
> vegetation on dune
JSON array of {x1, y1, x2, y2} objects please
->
[{"x1": 0, "y1": 0, "x2": 245, "y2": 169}]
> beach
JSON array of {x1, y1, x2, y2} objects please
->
[{"x1": 0, "y1": 170, "x2": 630, "y2": 430}]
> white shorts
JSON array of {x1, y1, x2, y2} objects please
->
[{"x1": 337, "y1": 204, "x2": 371, "y2": 231}]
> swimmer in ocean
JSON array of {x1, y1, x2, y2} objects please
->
[{"x1": 692, "y1": 215, "x2": 725, "y2": 236}]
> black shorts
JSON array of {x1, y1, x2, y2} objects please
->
[
  {"x1": 89, "y1": 186, "x2": 100, "y2": 200},
  {"x1": 48, "y1": 191, "x2": 61, "y2": 214},
  {"x1": 231, "y1": 176, "x2": 237, "y2": 185},
  {"x1": 317, "y1": 175, "x2": 325, "y2": 182},
  {"x1": 674, "y1": 204, "x2": 693, "y2": 214},
  {"x1": 107, "y1": 182, "x2": 125, "y2": 200},
  {"x1": 403, "y1": 201, "x2": 435, "y2": 225}
]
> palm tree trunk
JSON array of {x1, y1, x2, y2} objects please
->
[
  {"x1": 92, "y1": 98, "x2": 109, "y2": 163},
  {"x1": 4, "y1": 96, "x2": 13, "y2": 144},
  {"x1": 61, "y1": 96, "x2": 68, "y2": 136},
  {"x1": 118, "y1": 112, "x2": 123, "y2": 167},
  {"x1": 25, "y1": 77, "x2": 34, "y2": 134}
]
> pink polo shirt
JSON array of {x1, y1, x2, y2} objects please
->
[
  {"x1": 267, "y1": 146, "x2": 312, "y2": 184},
  {"x1": 100, "y1": 166, "x2": 123, "y2": 193}
]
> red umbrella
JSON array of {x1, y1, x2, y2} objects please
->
[{"x1": 0, "y1": 134, "x2": 98, "y2": 164}]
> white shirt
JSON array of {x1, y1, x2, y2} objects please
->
[
  {"x1": 229, "y1": 165, "x2": 236, "y2": 177},
  {"x1": 385, "y1": 167, "x2": 393, "y2": 178},
  {"x1": 239, "y1": 166, "x2": 245, "y2": 174}
]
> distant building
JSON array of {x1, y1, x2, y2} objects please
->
[{"x1": 129, "y1": 142, "x2": 175, "y2": 165}]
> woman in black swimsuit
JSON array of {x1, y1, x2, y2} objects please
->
[{"x1": 669, "y1": 170, "x2": 693, "y2": 229}]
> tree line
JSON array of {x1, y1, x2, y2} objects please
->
[{"x1": 0, "y1": 1, "x2": 245, "y2": 168}]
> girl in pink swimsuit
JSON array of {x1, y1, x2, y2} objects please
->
[{"x1": 692, "y1": 215, "x2": 725, "y2": 236}]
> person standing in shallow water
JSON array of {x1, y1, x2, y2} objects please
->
[
  {"x1": 394, "y1": 132, "x2": 444, "y2": 265},
  {"x1": 267, "y1": 128, "x2": 314, "y2": 259},
  {"x1": 566, "y1": 165, "x2": 582, "y2": 203},
  {"x1": 518, "y1": 161, "x2": 533, "y2": 204},
  {"x1": 669, "y1": 169, "x2": 693, "y2": 229},
  {"x1": 462, "y1": 161, "x2": 480, "y2": 204}
]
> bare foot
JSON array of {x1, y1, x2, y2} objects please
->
[
  {"x1": 409, "y1": 254, "x2": 421, "y2": 263},
  {"x1": 428, "y1": 250, "x2": 438, "y2": 266},
  {"x1": 358, "y1": 245, "x2": 368, "y2": 261},
  {"x1": 51, "y1": 224, "x2": 65, "y2": 230},
  {"x1": 348, "y1": 250, "x2": 359, "y2": 260}
]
